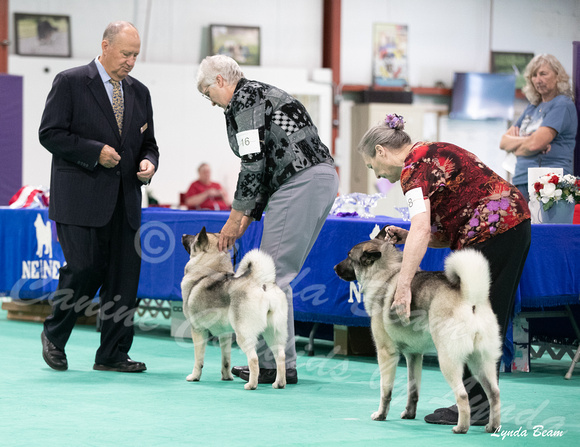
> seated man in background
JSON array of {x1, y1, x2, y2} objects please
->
[{"x1": 183, "y1": 163, "x2": 231, "y2": 210}]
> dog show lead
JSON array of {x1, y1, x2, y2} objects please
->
[{"x1": 357, "y1": 113, "x2": 532, "y2": 426}]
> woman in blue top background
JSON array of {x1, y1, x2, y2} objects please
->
[{"x1": 500, "y1": 53, "x2": 577, "y2": 201}]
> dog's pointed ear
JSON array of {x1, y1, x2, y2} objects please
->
[
  {"x1": 361, "y1": 248, "x2": 381, "y2": 266},
  {"x1": 376, "y1": 226, "x2": 389, "y2": 240},
  {"x1": 195, "y1": 227, "x2": 209, "y2": 251},
  {"x1": 182, "y1": 234, "x2": 195, "y2": 254}
]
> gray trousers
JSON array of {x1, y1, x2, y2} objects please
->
[{"x1": 258, "y1": 163, "x2": 339, "y2": 369}]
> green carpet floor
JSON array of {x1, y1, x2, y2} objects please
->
[{"x1": 0, "y1": 305, "x2": 578, "y2": 447}]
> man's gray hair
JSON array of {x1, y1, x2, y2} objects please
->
[
  {"x1": 196, "y1": 55, "x2": 244, "y2": 92},
  {"x1": 103, "y1": 21, "x2": 138, "y2": 44}
]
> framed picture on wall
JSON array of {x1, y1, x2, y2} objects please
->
[
  {"x1": 14, "y1": 13, "x2": 71, "y2": 57},
  {"x1": 209, "y1": 24, "x2": 260, "y2": 66},
  {"x1": 491, "y1": 51, "x2": 534, "y2": 89},
  {"x1": 372, "y1": 23, "x2": 408, "y2": 87}
]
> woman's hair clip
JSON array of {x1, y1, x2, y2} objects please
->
[{"x1": 384, "y1": 114, "x2": 405, "y2": 130}]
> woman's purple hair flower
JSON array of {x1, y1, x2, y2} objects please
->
[{"x1": 384, "y1": 114, "x2": 405, "y2": 130}]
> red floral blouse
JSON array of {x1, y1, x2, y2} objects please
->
[{"x1": 400, "y1": 142, "x2": 530, "y2": 250}]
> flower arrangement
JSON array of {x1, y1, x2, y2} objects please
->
[{"x1": 533, "y1": 173, "x2": 580, "y2": 211}]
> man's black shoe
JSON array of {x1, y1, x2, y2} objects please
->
[
  {"x1": 424, "y1": 405, "x2": 488, "y2": 426},
  {"x1": 231, "y1": 365, "x2": 249, "y2": 377},
  {"x1": 41, "y1": 331, "x2": 68, "y2": 371},
  {"x1": 239, "y1": 367, "x2": 298, "y2": 384},
  {"x1": 93, "y1": 359, "x2": 147, "y2": 373}
]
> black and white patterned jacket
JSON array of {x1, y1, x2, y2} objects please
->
[{"x1": 224, "y1": 78, "x2": 334, "y2": 220}]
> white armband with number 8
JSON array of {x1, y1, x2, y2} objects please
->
[
  {"x1": 405, "y1": 187, "x2": 427, "y2": 219},
  {"x1": 236, "y1": 129, "x2": 261, "y2": 156}
]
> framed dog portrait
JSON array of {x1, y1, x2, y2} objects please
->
[
  {"x1": 209, "y1": 24, "x2": 260, "y2": 66},
  {"x1": 14, "y1": 13, "x2": 72, "y2": 57}
]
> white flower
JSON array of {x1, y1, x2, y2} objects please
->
[
  {"x1": 540, "y1": 183, "x2": 556, "y2": 197},
  {"x1": 567, "y1": 195, "x2": 575, "y2": 203},
  {"x1": 563, "y1": 174, "x2": 576, "y2": 183}
]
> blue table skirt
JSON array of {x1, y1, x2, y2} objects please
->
[{"x1": 1, "y1": 208, "x2": 579, "y2": 326}]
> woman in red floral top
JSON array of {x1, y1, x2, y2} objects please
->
[{"x1": 358, "y1": 114, "x2": 531, "y2": 427}]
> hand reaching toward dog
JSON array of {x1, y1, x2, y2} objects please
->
[
  {"x1": 219, "y1": 209, "x2": 251, "y2": 251},
  {"x1": 385, "y1": 225, "x2": 408, "y2": 244},
  {"x1": 391, "y1": 286, "x2": 412, "y2": 325}
]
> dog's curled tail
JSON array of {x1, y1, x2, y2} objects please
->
[
  {"x1": 444, "y1": 249, "x2": 490, "y2": 306},
  {"x1": 235, "y1": 249, "x2": 277, "y2": 285}
]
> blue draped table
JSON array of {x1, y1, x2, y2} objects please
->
[{"x1": 1, "y1": 208, "x2": 579, "y2": 326}]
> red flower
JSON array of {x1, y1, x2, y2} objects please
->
[
  {"x1": 549, "y1": 175, "x2": 560, "y2": 185},
  {"x1": 534, "y1": 182, "x2": 542, "y2": 192}
]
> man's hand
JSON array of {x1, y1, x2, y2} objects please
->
[
  {"x1": 137, "y1": 159, "x2": 155, "y2": 183},
  {"x1": 98, "y1": 145, "x2": 121, "y2": 168}
]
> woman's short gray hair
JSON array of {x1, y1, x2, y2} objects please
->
[
  {"x1": 522, "y1": 54, "x2": 573, "y2": 105},
  {"x1": 196, "y1": 55, "x2": 244, "y2": 92},
  {"x1": 357, "y1": 120, "x2": 412, "y2": 158}
]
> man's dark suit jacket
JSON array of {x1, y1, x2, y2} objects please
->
[{"x1": 39, "y1": 60, "x2": 159, "y2": 230}]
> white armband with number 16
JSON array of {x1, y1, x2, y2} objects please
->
[
  {"x1": 236, "y1": 129, "x2": 261, "y2": 156},
  {"x1": 405, "y1": 187, "x2": 427, "y2": 219}
]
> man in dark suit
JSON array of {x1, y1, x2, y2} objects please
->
[{"x1": 39, "y1": 21, "x2": 159, "y2": 373}]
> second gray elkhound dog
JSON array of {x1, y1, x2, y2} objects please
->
[
  {"x1": 334, "y1": 226, "x2": 501, "y2": 434},
  {"x1": 181, "y1": 227, "x2": 288, "y2": 390}
]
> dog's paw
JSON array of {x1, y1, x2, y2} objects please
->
[
  {"x1": 221, "y1": 373, "x2": 234, "y2": 381},
  {"x1": 485, "y1": 423, "x2": 499, "y2": 433},
  {"x1": 400, "y1": 409, "x2": 416, "y2": 419},
  {"x1": 272, "y1": 381, "x2": 286, "y2": 389},
  {"x1": 452, "y1": 425, "x2": 469, "y2": 434},
  {"x1": 371, "y1": 411, "x2": 386, "y2": 421},
  {"x1": 244, "y1": 382, "x2": 257, "y2": 390},
  {"x1": 186, "y1": 373, "x2": 200, "y2": 382}
]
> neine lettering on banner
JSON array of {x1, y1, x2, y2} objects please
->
[
  {"x1": 22, "y1": 260, "x2": 61, "y2": 279},
  {"x1": 348, "y1": 282, "x2": 363, "y2": 304}
]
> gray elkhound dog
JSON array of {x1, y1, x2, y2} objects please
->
[
  {"x1": 181, "y1": 227, "x2": 288, "y2": 390},
  {"x1": 334, "y1": 226, "x2": 501, "y2": 434}
]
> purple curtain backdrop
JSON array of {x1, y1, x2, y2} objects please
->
[
  {"x1": 574, "y1": 41, "x2": 580, "y2": 176},
  {"x1": 0, "y1": 74, "x2": 23, "y2": 206}
]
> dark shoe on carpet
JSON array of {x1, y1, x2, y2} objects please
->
[
  {"x1": 93, "y1": 359, "x2": 147, "y2": 373},
  {"x1": 239, "y1": 367, "x2": 297, "y2": 384},
  {"x1": 424, "y1": 406, "x2": 488, "y2": 426},
  {"x1": 41, "y1": 330, "x2": 68, "y2": 371},
  {"x1": 231, "y1": 365, "x2": 249, "y2": 377}
]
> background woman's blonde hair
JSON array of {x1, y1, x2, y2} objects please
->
[
  {"x1": 522, "y1": 54, "x2": 573, "y2": 105},
  {"x1": 196, "y1": 55, "x2": 244, "y2": 92}
]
